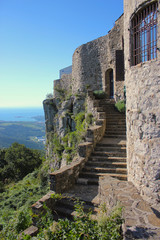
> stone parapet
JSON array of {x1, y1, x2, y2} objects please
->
[
  {"x1": 78, "y1": 142, "x2": 93, "y2": 158},
  {"x1": 86, "y1": 123, "x2": 106, "y2": 146},
  {"x1": 50, "y1": 157, "x2": 86, "y2": 193}
]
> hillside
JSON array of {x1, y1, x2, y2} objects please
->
[{"x1": 0, "y1": 121, "x2": 45, "y2": 150}]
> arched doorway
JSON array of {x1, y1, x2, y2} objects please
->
[{"x1": 105, "y1": 69, "x2": 114, "y2": 99}]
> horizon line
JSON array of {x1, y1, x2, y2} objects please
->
[{"x1": 0, "y1": 106, "x2": 43, "y2": 109}]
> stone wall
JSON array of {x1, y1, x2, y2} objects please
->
[
  {"x1": 72, "y1": 15, "x2": 125, "y2": 100},
  {"x1": 54, "y1": 73, "x2": 72, "y2": 98},
  {"x1": 124, "y1": 0, "x2": 160, "y2": 203}
]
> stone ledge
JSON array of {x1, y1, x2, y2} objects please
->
[
  {"x1": 20, "y1": 225, "x2": 38, "y2": 239},
  {"x1": 50, "y1": 157, "x2": 87, "y2": 193}
]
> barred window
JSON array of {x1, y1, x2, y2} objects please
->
[{"x1": 131, "y1": 1, "x2": 158, "y2": 66}]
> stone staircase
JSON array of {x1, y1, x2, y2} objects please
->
[
  {"x1": 77, "y1": 99, "x2": 127, "y2": 185},
  {"x1": 51, "y1": 99, "x2": 127, "y2": 220},
  {"x1": 52, "y1": 185, "x2": 99, "y2": 221}
]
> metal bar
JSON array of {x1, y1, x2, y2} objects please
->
[{"x1": 131, "y1": 1, "x2": 158, "y2": 65}]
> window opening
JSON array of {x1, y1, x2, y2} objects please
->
[{"x1": 131, "y1": 1, "x2": 158, "y2": 65}]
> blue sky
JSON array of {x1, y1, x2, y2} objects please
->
[{"x1": 0, "y1": 0, "x2": 123, "y2": 108}]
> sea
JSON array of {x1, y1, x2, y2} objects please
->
[{"x1": 0, "y1": 107, "x2": 45, "y2": 122}]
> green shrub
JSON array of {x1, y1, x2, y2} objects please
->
[
  {"x1": 15, "y1": 211, "x2": 31, "y2": 233},
  {"x1": 115, "y1": 100, "x2": 126, "y2": 113},
  {"x1": 74, "y1": 112, "x2": 85, "y2": 132},
  {"x1": 46, "y1": 93, "x2": 53, "y2": 99},
  {"x1": 86, "y1": 113, "x2": 93, "y2": 125},
  {"x1": 25, "y1": 201, "x2": 123, "y2": 240},
  {"x1": 0, "y1": 143, "x2": 43, "y2": 183},
  {"x1": 52, "y1": 134, "x2": 64, "y2": 161},
  {"x1": 93, "y1": 90, "x2": 107, "y2": 99}
]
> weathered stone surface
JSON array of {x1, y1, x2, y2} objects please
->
[
  {"x1": 98, "y1": 176, "x2": 160, "y2": 240},
  {"x1": 148, "y1": 214, "x2": 160, "y2": 227},
  {"x1": 43, "y1": 98, "x2": 58, "y2": 132},
  {"x1": 124, "y1": 0, "x2": 160, "y2": 204},
  {"x1": 50, "y1": 157, "x2": 86, "y2": 193},
  {"x1": 136, "y1": 201, "x2": 152, "y2": 213},
  {"x1": 20, "y1": 225, "x2": 38, "y2": 238},
  {"x1": 54, "y1": 73, "x2": 72, "y2": 98},
  {"x1": 72, "y1": 15, "x2": 124, "y2": 101}
]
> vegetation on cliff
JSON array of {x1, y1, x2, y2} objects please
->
[{"x1": 50, "y1": 110, "x2": 93, "y2": 166}]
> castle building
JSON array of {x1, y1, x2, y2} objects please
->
[
  {"x1": 45, "y1": 0, "x2": 160, "y2": 204},
  {"x1": 124, "y1": 0, "x2": 160, "y2": 203}
]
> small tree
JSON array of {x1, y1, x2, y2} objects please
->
[
  {"x1": 4, "y1": 142, "x2": 42, "y2": 181},
  {"x1": 46, "y1": 93, "x2": 53, "y2": 99}
]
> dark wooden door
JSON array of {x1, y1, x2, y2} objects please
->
[{"x1": 110, "y1": 70, "x2": 114, "y2": 98}]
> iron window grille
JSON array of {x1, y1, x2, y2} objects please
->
[{"x1": 131, "y1": 1, "x2": 158, "y2": 66}]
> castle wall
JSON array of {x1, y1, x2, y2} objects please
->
[
  {"x1": 54, "y1": 73, "x2": 72, "y2": 98},
  {"x1": 124, "y1": 0, "x2": 160, "y2": 203},
  {"x1": 72, "y1": 15, "x2": 125, "y2": 101}
]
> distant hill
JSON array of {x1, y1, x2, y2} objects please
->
[{"x1": 0, "y1": 121, "x2": 45, "y2": 150}]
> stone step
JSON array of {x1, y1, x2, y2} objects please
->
[
  {"x1": 86, "y1": 161, "x2": 127, "y2": 168},
  {"x1": 82, "y1": 166, "x2": 127, "y2": 174},
  {"x1": 106, "y1": 119, "x2": 126, "y2": 123},
  {"x1": 106, "y1": 113, "x2": 125, "y2": 117},
  {"x1": 106, "y1": 114, "x2": 125, "y2": 117},
  {"x1": 52, "y1": 205, "x2": 75, "y2": 220},
  {"x1": 79, "y1": 172, "x2": 127, "y2": 181},
  {"x1": 106, "y1": 123, "x2": 126, "y2": 127},
  {"x1": 92, "y1": 151, "x2": 126, "y2": 157},
  {"x1": 106, "y1": 127, "x2": 126, "y2": 131},
  {"x1": 103, "y1": 135, "x2": 126, "y2": 139},
  {"x1": 105, "y1": 131, "x2": 126, "y2": 136},
  {"x1": 106, "y1": 115, "x2": 125, "y2": 118},
  {"x1": 101, "y1": 108, "x2": 116, "y2": 111},
  {"x1": 106, "y1": 122, "x2": 126, "y2": 126},
  {"x1": 94, "y1": 146, "x2": 126, "y2": 152},
  {"x1": 76, "y1": 177, "x2": 99, "y2": 185},
  {"x1": 106, "y1": 119, "x2": 126, "y2": 122},
  {"x1": 89, "y1": 156, "x2": 126, "y2": 162},
  {"x1": 52, "y1": 196, "x2": 98, "y2": 220},
  {"x1": 56, "y1": 197, "x2": 98, "y2": 212},
  {"x1": 96, "y1": 107, "x2": 105, "y2": 112},
  {"x1": 106, "y1": 128, "x2": 126, "y2": 132},
  {"x1": 96, "y1": 142, "x2": 126, "y2": 147},
  {"x1": 98, "y1": 100, "x2": 115, "y2": 105}
]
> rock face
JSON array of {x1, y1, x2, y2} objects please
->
[
  {"x1": 124, "y1": 0, "x2": 160, "y2": 203},
  {"x1": 43, "y1": 98, "x2": 58, "y2": 133},
  {"x1": 43, "y1": 93, "x2": 86, "y2": 167}
]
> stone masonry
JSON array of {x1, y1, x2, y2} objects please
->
[
  {"x1": 72, "y1": 14, "x2": 125, "y2": 101},
  {"x1": 124, "y1": 0, "x2": 160, "y2": 204}
]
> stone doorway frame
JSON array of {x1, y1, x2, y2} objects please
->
[{"x1": 104, "y1": 68, "x2": 114, "y2": 99}]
